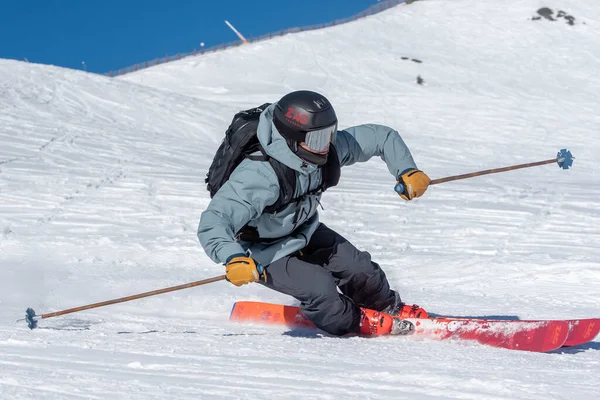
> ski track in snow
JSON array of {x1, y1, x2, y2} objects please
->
[{"x1": 1, "y1": 0, "x2": 599, "y2": 398}]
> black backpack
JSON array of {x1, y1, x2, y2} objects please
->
[{"x1": 205, "y1": 103, "x2": 341, "y2": 216}]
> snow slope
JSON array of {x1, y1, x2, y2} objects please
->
[{"x1": 1, "y1": 0, "x2": 599, "y2": 398}]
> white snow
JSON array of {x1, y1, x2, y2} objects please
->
[{"x1": 1, "y1": 0, "x2": 599, "y2": 398}]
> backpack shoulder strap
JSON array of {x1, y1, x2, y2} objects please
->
[
  {"x1": 264, "y1": 144, "x2": 339, "y2": 214},
  {"x1": 246, "y1": 145, "x2": 270, "y2": 162},
  {"x1": 242, "y1": 144, "x2": 296, "y2": 214},
  {"x1": 264, "y1": 157, "x2": 296, "y2": 214},
  {"x1": 320, "y1": 143, "x2": 341, "y2": 192}
]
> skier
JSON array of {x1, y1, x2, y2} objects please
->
[{"x1": 198, "y1": 90, "x2": 431, "y2": 336}]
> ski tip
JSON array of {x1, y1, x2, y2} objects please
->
[
  {"x1": 229, "y1": 302, "x2": 238, "y2": 320},
  {"x1": 563, "y1": 318, "x2": 600, "y2": 347},
  {"x1": 557, "y1": 149, "x2": 574, "y2": 170},
  {"x1": 543, "y1": 320, "x2": 571, "y2": 352}
]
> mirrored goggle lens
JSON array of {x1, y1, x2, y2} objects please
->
[{"x1": 304, "y1": 124, "x2": 337, "y2": 152}]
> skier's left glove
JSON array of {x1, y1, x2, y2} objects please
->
[
  {"x1": 395, "y1": 169, "x2": 431, "y2": 200},
  {"x1": 225, "y1": 254, "x2": 266, "y2": 287}
]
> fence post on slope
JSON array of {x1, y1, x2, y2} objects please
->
[{"x1": 105, "y1": 0, "x2": 409, "y2": 77}]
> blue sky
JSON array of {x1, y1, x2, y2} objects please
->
[{"x1": 0, "y1": 0, "x2": 382, "y2": 75}]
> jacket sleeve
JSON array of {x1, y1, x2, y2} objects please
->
[
  {"x1": 334, "y1": 124, "x2": 418, "y2": 179},
  {"x1": 198, "y1": 161, "x2": 280, "y2": 264}
]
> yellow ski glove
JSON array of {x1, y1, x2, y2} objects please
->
[
  {"x1": 395, "y1": 169, "x2": 431, "y2": 200},
  {"x1": 225, "y1": 254, "x2": 266, "y2": 287}
]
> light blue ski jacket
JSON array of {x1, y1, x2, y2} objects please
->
[{"x1": 198, "y1": 104, "x2": 418, "y2": 266}]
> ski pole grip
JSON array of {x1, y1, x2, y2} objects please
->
[{"x1": 394, "y1": 182, "x2": 405, "y2": 195}]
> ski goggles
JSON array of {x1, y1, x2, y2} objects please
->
[{"x1": 303, "y1": 123, "x2": 337, "y2": 152}]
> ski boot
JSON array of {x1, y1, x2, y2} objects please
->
[
  {"x1": 382, "y1": 291, "x2": 429, "y2": 319},
  {"x1": 358, "y1": 308, "x2": 415, "y2": 336}
]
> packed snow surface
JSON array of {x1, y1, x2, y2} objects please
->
[{"x1": 1, "y1": 0, "x2": 599, "y2": 398}]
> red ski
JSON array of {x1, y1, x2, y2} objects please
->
[
  {"x1": 230, "y1": 301, "x2": 572, "y2": 352},
  {"x1": 563, "y1": 318, "x2": 600, "y2": 347},
  {"x1": 427, "y1": 316, "x2": 600, "y2": 348}
]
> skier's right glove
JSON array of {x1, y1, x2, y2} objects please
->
[{"x1": 225, "y1": 254, "x2": 266, "y2": 287}]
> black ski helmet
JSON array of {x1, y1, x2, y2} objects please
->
[{"x1": 273, "y1": 90, "x2": 337, "y2": 165}]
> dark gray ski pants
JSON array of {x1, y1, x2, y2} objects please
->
[{"x1": 261, "y1": 223, "x2": 395, "y2": 336}]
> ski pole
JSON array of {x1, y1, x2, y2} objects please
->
[
  {"x1": 395, "y1": 149, "x2": 574, "y2": 193},
  {"x1": 21, "y1": 274, "x2": 227, "y2": 329}
]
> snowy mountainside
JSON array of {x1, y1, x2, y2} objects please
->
[{"x1": 1, "y1": 0, "x2": 599, "y2": 398}]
